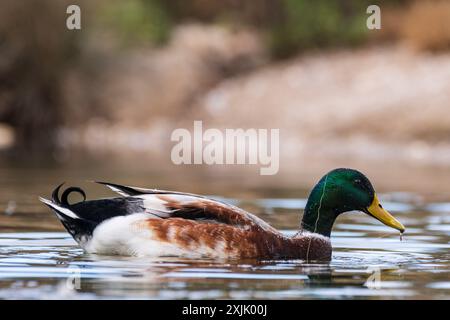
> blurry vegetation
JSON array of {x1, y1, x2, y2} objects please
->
[
  {"x1": 0, "y1": 0, "x2": 85, "y2": 153},
  {"x1": 98, "y1": 0, "x2": 171, "y2": 47},
  {"x1": 160, "y1": 0, "x2": 376, "y2": 57},
  {"x1": 269, "y1": 0, "x2": 373, "y2": 57},
  {"x1": 0, "y1": 0, "x2": 449, "y2": 155}
]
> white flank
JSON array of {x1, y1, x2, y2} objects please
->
[{"x1": 84, "y1": 213, "x2": 231, "y2": 258}]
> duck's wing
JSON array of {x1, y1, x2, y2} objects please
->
[
  {"x1": 96, "y1": 181, "x2": 277, "y2": 232},
  {"x1": 95, "y1": 181, "x2": 211, "y2": 198}
]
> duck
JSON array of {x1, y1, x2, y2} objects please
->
[{"x1": 40, "y1": 168, "x2": 405, "y2": 261}]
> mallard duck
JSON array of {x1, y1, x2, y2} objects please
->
[{"x1": 40, "y1": 168, "x2": 405, "y2": 261}]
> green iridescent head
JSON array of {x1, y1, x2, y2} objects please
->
[{"x1": 301, "y1": 168, "x2": 405, "y2": 237}]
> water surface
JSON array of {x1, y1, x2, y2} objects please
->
[{"x1": 0, "y1": 165, "x2": 449, "y2": 299}]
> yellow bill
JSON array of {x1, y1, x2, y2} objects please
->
[{"x1": 367, "y1": 194, "x2": 405, "y2": 233}]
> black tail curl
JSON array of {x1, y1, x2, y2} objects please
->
[{"x1": 52, "y1": 183, "x2": 86, "y2": 206}]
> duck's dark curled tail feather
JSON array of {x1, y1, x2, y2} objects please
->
[
  {"x1": 61, "y1": 187, "x2": 86, "y2": 206},
  {"x1": 51, "y1": 183, "x2": 64, "y2": 204},
  {"x1": 52, "y1": 184, "x2": 86, "y2": 206}
]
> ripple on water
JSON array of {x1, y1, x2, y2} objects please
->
[{"x1": 427, "y1": 282, "x2": 450, "y2": 290}]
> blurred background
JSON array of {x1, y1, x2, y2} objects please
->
[
  {"x1": 2, "y1": 1, "x2": 450, "y2": 300},
  {"x1": 1, "y1": 0, "x2": 450, "y2": 204}
]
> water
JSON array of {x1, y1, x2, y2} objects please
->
[{"x1": 0, "y1": 164, "x2": 449, "y2": 299}]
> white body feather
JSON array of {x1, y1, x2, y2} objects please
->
[{"x1": 83, "y1": 213, "x2": 230, "y2": 258}]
